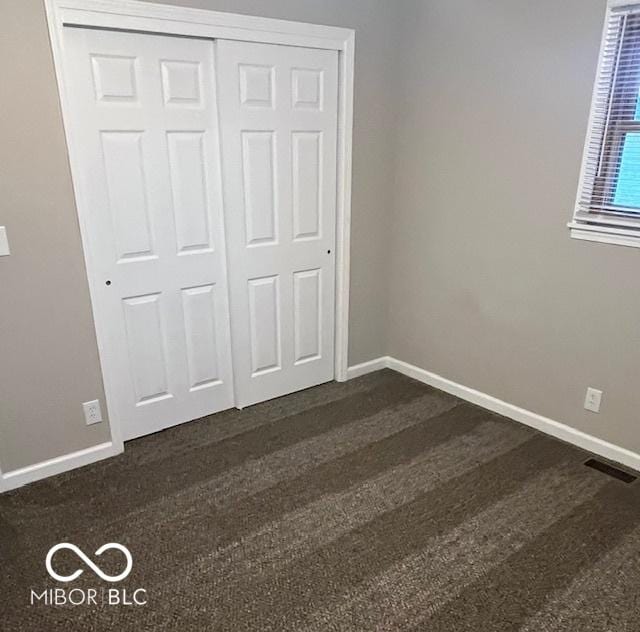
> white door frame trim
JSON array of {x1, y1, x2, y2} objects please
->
[{"x1": 42, "y1": 0, "x2": 354, "y2": 457}]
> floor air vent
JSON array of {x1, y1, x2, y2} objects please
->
[{"x1": 584, "y1": 458, "x2": 637, "y2": 484}]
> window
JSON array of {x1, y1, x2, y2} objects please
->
[{"x1": 571, "y1": 1, "x2": 640, "y2": 247}]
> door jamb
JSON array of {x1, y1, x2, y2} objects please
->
[{"x1": 43, "y1": 0, "x2": 355, "y2": 455}]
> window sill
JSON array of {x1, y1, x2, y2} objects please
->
[{"x1": 568, "y1": 222, "x2": 640, "y2": 249}]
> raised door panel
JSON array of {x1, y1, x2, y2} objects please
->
[
  {"x1": 161, "y1": 60, "x2": 202, "y2": 106},
  {"x1": 167, "y1": 132, "x2": 212, "y2": 254},
  {"x1": 91, "y1": 54, "x2": 138, "y2": 103},
  {"x1": 248, "y1": 276, "x2": 282, "y2": 375},
  {"x1": 101, "y1": 131, "x2": 155, "y2": 261},
  {"x1": 291, "y1": 68, "x2": 323, "y2": 110},
  {"x1": 292, "y1": 132, "x2": 322, "y2": 241},
  {"x1": 293, "y1": 269, "x2": 321, "y2": 364},
  {"x1": 239, "y1": 64, "x2": 274, "y2": 108},
  {"x1": 181, "y1": 284, "x2": 221, "y2": 390},
  {"x1": 122, "y1": 293, "x2": 171, "y2": 405},
  {"x1": 242, "y1": 131, "x2": 278, "y2": 246}
]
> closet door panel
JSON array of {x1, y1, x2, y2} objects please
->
[
  {"x1": 217, "y1": 39, "x2": 338, "y2": 407},
  {"x1": 63, "y1": 27, "x2": 234, "y2": 439}
]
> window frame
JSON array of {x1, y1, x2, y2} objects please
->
[{"x1": 570, "y1": 0, "x2": 640, "y2": 248}]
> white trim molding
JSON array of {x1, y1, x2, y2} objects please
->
[
  {"x1": 0, "y1": 442, "x2": 122, "y2": 493},
  {"x1": 47, "y1": 0, "x2": 354, "y2": 48},
  {"x1": 346, "y1": 357, "x2": 388, "y2": 380},
  {"x1": 568, "y1": 223, "x2": 640, "y2": 249},
  {"x1": 347, "y1": 356, "x2": 640, "y2": 473},
  {"x1": 41, "y1": 0, "x2": 355, "y2": 457}
]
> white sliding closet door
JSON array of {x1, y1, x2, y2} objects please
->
[
  {"x1": 62, "y1": 28, "x2": 234, "y2": 440},
  {"x1": 217, "y1": 40, "x2": 339, "y2": 408}
]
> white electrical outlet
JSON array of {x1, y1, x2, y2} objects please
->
[
  {"x1": 83, "y1": 399, "x2": 103, "y2": 425},
  {"x1": 584, "y1": 388, "x2": 603, "y2": 413}
]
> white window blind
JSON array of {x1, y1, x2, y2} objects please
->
[{"x1": 571, "y1": 1, "x2": 640, "y2": 247}]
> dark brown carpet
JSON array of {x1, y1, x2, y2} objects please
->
[{"x1": 1, "y1": 369, "x2": 640, "y2": 631}]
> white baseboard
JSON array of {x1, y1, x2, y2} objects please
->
[
  {"x1": 4, "y1": 355, "x2": 639, "y2": 493},
  {"x1": 346, "y1": 356, "x2": 389, "y2": 380},
  {"x1": 347, "y1": 355, "x2": 640, "y2": 472},
  {"x1": 0, "y1": 441, "x2": 123, "y2": 493}
]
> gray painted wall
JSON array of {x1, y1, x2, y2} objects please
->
[
  {"x1": 0, "y1": 0, "x2": 400, "y2": 472},
  {"x1": 388, "y1": 0, "x2": 640, "y2": 453}
]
